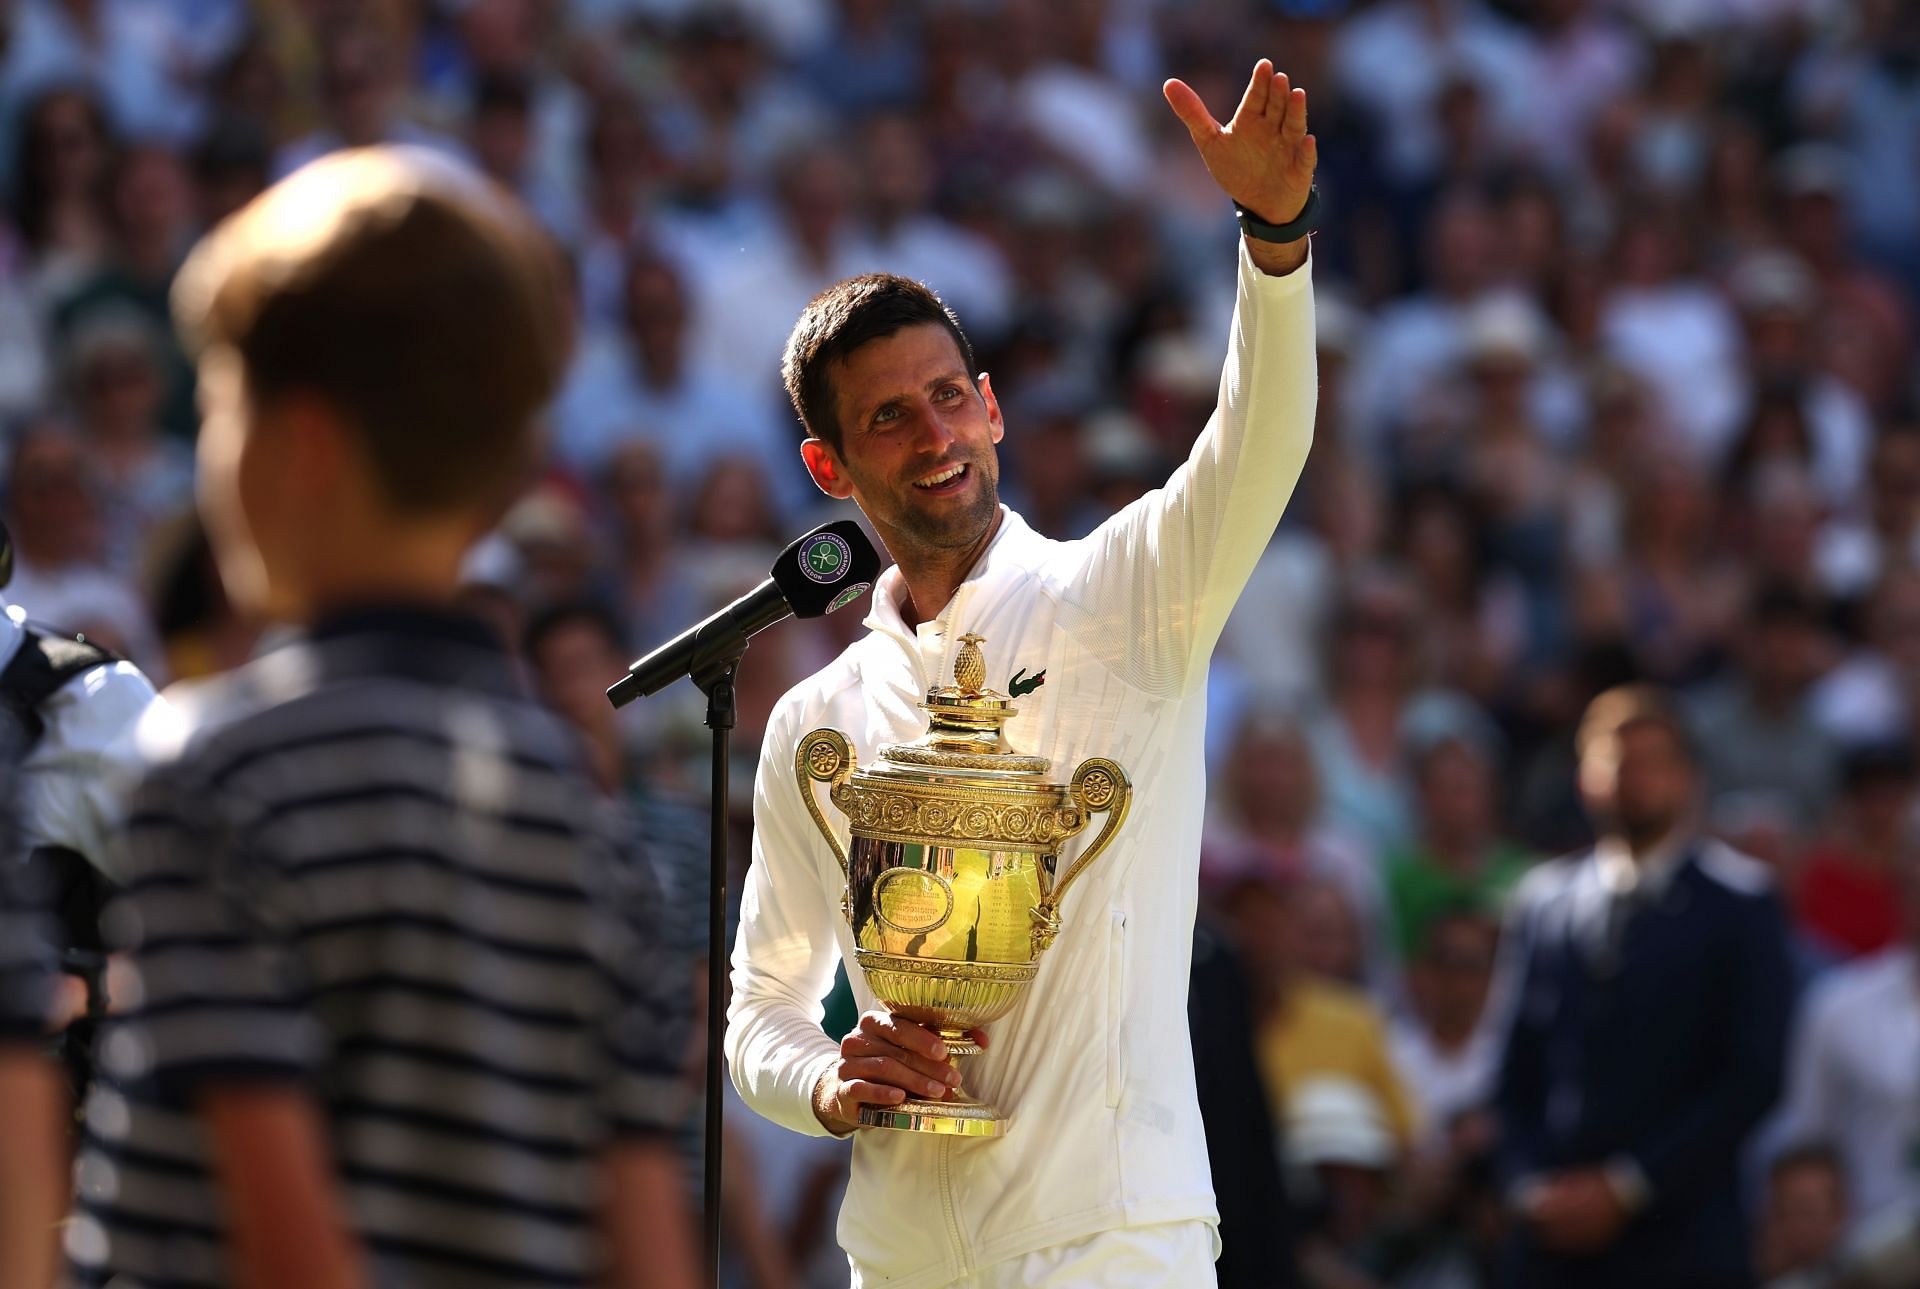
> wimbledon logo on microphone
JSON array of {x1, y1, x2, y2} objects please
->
[
  {"x1": 828, "y1": 582, "x2": 872, "y2": 612},
  {"x1": 801, "y1": 532, "x2": 853, "y2": 584}
]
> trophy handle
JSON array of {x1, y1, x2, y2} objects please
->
[
  {"x1": 1032, "y1": 757, "x2": 1132, "y2": 952},
  {"x1": 795, "y1": 729, "x2": 854, "y2": 881}
]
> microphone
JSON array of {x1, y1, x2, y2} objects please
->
[{"x1": 607, "y1": 519, "x2": 881, "y2": 707}]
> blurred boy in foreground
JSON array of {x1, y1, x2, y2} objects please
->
[{"x1": 71, "y1": 148, "x2": 697, "y2": 1289}]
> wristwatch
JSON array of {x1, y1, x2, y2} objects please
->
[{"x1": 1236, "y1": 185, "x2": 1319, "y2": 243}]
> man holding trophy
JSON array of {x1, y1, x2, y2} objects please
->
[{"x1": 728, "y1": 61, "x2": 1319, "y2": 1285}]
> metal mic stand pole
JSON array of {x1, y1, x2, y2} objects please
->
[{"x1": 688, "y1": 648, "x2": 743, "y2": 1289}]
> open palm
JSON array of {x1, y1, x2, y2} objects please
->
[{"x1": 1164, "y1": 60, "x2": 1317, "y2": 226}]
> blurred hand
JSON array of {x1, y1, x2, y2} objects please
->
[
  {"x1": 813, "y1": 1010, "x2": 986, "y2": 1135},
  {"x1": 48, "y1": 974, "x2": 89, "y2": 1030},
  {"x1": 1523, "y1": 1168, "x2": 1629, "y2": 1255},
  {"x1": 1163, "y1": 60, "x2": 1317, "y2": 229}
]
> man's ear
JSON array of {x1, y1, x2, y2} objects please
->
[
  {"x1": 277, "y1": 393, "x2": 347, "y2": 488},
  {"x1": 978, "y1": 373, "x2": 1004, "y2": 445},
  {"x1": 800, "y1": 437, "x2": 854, "y2": 499}
]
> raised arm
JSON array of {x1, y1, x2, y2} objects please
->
[
  {"x1": 1164, "y1": 60, "x2": 1317, "y2": 279},
  {"x1": 1058, "y1": 62, "x2": 1319, "y2": 697}
]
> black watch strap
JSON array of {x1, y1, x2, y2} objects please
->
[{"x1": 1236, "y1": 185, "x2": 1319, "y2": 244}]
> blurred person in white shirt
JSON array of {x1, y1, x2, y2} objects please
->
[
  {"x1": 2, "y1": 422, "x2": 164, "y2": 675},
  {"x1": 555, "y1": 250, "x2": 803, "y2": 515},
  {"x1": 1772, "y1": 851, "x2": 1920, "y2": 1241}
]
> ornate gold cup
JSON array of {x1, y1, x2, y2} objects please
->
[{"x1": 795, "y1": 634, "x2": 1131, "y2": 1137}]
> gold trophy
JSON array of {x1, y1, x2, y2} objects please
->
[{"x1": 795, "y1": 634, "x2": 1131, "y2": 1137}]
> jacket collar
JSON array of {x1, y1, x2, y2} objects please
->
[
  {"x1": 862, "y1": 506, "x2": 1044, "y2": 646},
  {"x1": 1592, "y1": 827, "x2": 1697, "y2": 902},
  {"x1": 0, "y1": 600, "x2": 23, "y2": 674}
]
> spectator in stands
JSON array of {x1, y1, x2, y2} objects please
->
[
  {"x1": 8, "y1": 87, "x2": 115, "y2": 301},
  {"x1": 60, "y1": 308, "x2": 195, "y2": 574},
  {"x1": 1691, "y1": 582, "x2": 1840, "y2": 834},
  {"x1": 1776, "y1": 144, "x2": 1913, "y2": 418},
  {"x1": 1390, "y1": 907, "x2": 1503, "y2": 1148},
  {"x1": 1813, "y1": 568, "x2": 1920, "y2": 748},
  {"x1": 1205, "y1": 703, "x2": 1385, "y2": 981},
  {"x1": 190, "y1": 117, "x2": 272, "y2": 230},
  {"x1": 1611, "y1": 448, "x2": 1744, "y2": 685},
  {"x1": 597, "y1": 440, "x2": 704, "y2": 659},
  {"x1": 1286, "y1": 1076, "x2": 1404, "y2": 1286},
  {"x1": 1795, "y1": 742, "x2": 1915, "y2": 959},
  {"x1": 1344, "y1": 187, "x2": 1504, "y2": 466},
  {"x1": 855, "y1": 111, "x2": 1013, "y2": 343},
  {"x1": 1384, "y1": 732, "x2": 1531, "y2": 962},
  {"x1": 1599, "y1": 196, "x2": 1745, "y2": 461},
  {"x1": 468, "y1": 72, "x2": 581, "y2": 243},
  {"x1": 1310, "y1": 569, "x2": 1427, "y2": 852},
  {"x1": 1495, "y1": 684, "x2": 1794, "y2": 1289},
  {"x1": 2, "y1": 422, "x2": 163, "y2": 672},
  {"x1": 1758, "y1": 1144, "x2": 1852, "y2": 1283},
  {"x1": 1230, "y1": 869, "x2": 1419, "y2": 1163},
  {"x1": 275, "y1": 19, "x2": 461, "y2": 177},
  {"x1": 555, "y1": 251, "x2": 797, "y2": 515},
  {"x1": 1774, "y1": 848, "x2": 1920, "y2": 1243},
  {"x1": 1726, "y1": 251, "x2": 1871, "y2": 507},
  {"x1": 1817, "y1": 423, "x2": 1920, "y2": 605}
]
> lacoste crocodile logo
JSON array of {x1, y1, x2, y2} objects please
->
[{"x1": 1009, "y1": 668, "x2": 1046, "y2": 698}]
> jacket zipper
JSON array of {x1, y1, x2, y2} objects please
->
[
  {"x1": 922, "y1": 586, "x2": 977, "y2": 694},
  {"x1": 938, "y1": 1135, "x2": 971, "y2": 1275}
]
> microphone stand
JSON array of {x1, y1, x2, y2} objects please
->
[
  {"x1": 687, "y1": 648, "x2": 740, "y2": 1289},
  {"x1": 608, "y1": 519, "x2": 878, "y2": 1288},
  {"x1": 616, "y1": 612, "x2": 756, "y2": 1289}
]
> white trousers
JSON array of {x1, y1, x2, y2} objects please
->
[{"x1": 874, "y1": 1220, "x2": 1217, "y2": 1288}]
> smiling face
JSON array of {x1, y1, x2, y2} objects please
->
[{"x1": 800, "y1": 322, "x2": 1004, "y2": 556}]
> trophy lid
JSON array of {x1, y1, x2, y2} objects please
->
[{"x1": 878, "y1": 633, "x2": 1049, "y2": 774}]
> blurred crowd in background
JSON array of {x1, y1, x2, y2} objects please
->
[{"x1": 1, "y1": 0, "x2": 1918, "y2": 1285}]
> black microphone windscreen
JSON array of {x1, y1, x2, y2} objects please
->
[{"x1": 769, "y1": 520, "x2": 883, "y2": 618}]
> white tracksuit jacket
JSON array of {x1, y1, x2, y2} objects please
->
[{"x1": 727, "y1": 242, "x2": 1316, "y2": 1286}]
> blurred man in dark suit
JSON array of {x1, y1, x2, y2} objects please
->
[
  {"x1": 1494, "y1": 684, "x2": 1794, "y2": 1289},
  {"x1": 1188, "y1": 915, "x2": 1300, "y2": 1289}
]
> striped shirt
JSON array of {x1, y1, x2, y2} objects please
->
[
  {"x1": 73, "y1": 608, "x2": 690, "y2": 1289},
  {"x1": 0, "y1": 814, "x2": 53, "y2": 1044},
  {"x1": 0, "y1": 728, "x2": 51, "y2": 1043}
]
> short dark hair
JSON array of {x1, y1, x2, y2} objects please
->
[
  {"x1": 1749, "y1": 580, "x2": 1826, "y2": 631},
  {"x1": 1840, "y1": 739, "x2": 1915, "y2": 793},
  {"x1": 1415, "y1": 904, "x2": 1500, "y2": 964},
  {"x1": 523, "y1": 599, "x2": 627, "y2": 669},
  {"x1": 781, "y1": 273, "x2": 975, "y2": 450},
  {"x1": 1576, "y1": 683, "x2": 1697, "y2": 768},
  {"x1": 172, "y1": 147, "x2": 569, "y2": 517},
  {"x1": 1769, "y1": 1141, "x2": 1846, "y2": 1187},
  {"x1": 190, "y1": 115, "x2": 271, "y2": 189}
]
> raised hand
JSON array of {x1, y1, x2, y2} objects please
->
[{"x1": 1163, "y1": 59, "x2": 1316, "y2": 229}]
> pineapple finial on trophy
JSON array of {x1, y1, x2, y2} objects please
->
[{"x1": 954, "y1": 633, "x2": 987, "y2": 694}]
